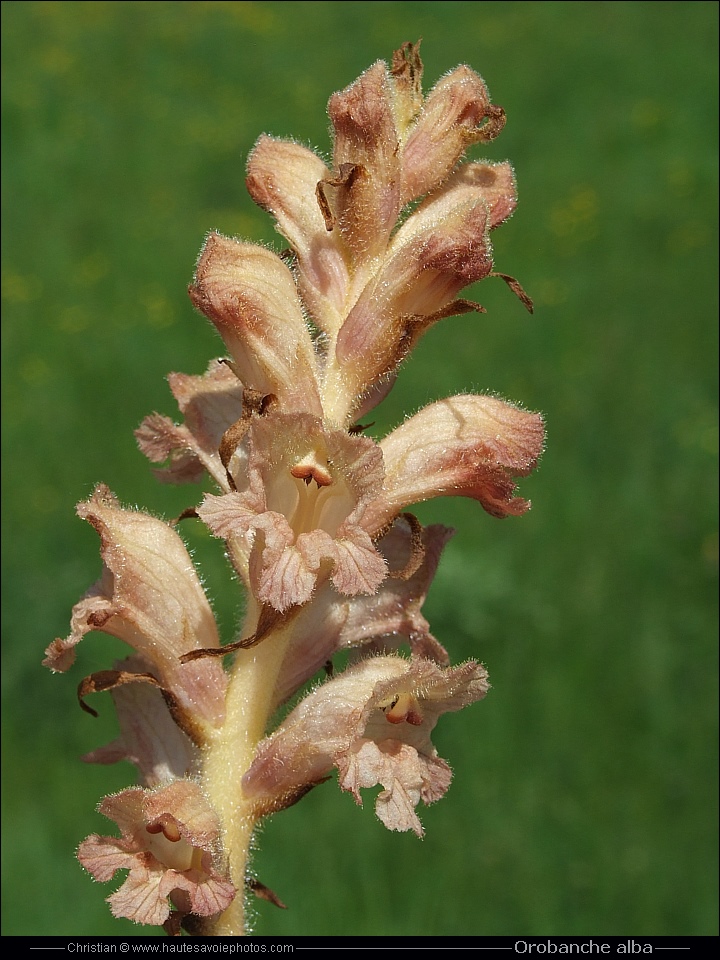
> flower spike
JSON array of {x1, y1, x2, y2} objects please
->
[{"x1": 50, "y1": 42, "x2": 543, "y2": 936}]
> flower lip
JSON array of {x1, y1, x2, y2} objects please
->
[
  {"x1": 77, "y1": 780, "x2": 235, "y2": 928},
  {"x1": 198, "y1": 412, "x2": 388, "y2": 610},
  {"x1": 242, "y1": 655, "x2": 489, "y2": 836}
]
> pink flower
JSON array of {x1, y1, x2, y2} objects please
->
[
  {"x1": 136, "y1": 360, "x2": 245, "y2": 490},
  {"x1": 267, "y1": 520, "x2": 454, "y2": 708},
  {"x1": 186, "y1": 42, "x2": 524, "y2": 428},
  {"x1": 134, "y1": 41, "x2": 543, "y2": 618},
  {"x1": 138, "y1": 367, "x2": 543, "y2": 620},
  {"x1": 195, "y1": 394, "x2": 543, "y2": 612},
  {"x1": 43, "y1": 485, "x2": 227, "y2": 736},
  {"x1": 242, "y1": 655, "x2": 489, "y2": 837},
  {"x1": 198, "y1": 409, "x2": 388, "y2": 610},
  {"x1": 364, "y1": 393, "x2": 545, "y2": 531},
  {"x1": 188, "y1": 235, "x2": 323, "y2": 417},
  {"x1": 50, "y1": 43, "x2": 545, "y2": 935},
  {"x1": 78, "y1": 780, "x2": 235, "y2": 928}
]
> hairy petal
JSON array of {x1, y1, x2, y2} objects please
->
[
  {"x1": 82, "y1": 656, "x2": 197, "y2": 787},
  {"x1": 78, "y1": 781, "x2": 234, "y2": 927},
  {"x1": 243, "y1": 655, "x2": 488, "y2": 835},
  {"x1": 199, "y1": 413, "x2": 387, "y2": 611},
  {"x1": 401, "y1": 64, "x2": 503, "y2": 204},
  {"x1": 362, "y1": 395, "x2": 545, "y2": 532},
  {"x1": 326, "y1": 60, "x2": 402, "y2": 260},
  {"x1": 270, "y1": 520, "x2": 452, "y2": 708},
  {"x1": 246, "y1": 136, "x2": 349, "y2": 337},
  {"x1": 249, "y1": 512, "x2": 318, "y2": 610},
  {"x1": 337, "y1": 739, "x2": 451, "y2": 836},
  {"x1": 135, "y1": 360, "x2": 245, "y2": 489},
  {"x1": 439, "y1": 160, "x2": 517, "y2": 230},
  {"x1": 43, "y1": 486, "x2": 227, "y2": 731},
  {"x1": 341, "y1": 521, "x2": 453, "y2": 663},
  {"x1": 77, "y1": 834, "x2": 138, "y2": 883},
  {"x1": 106, "y1": 866, "x2": 169, "y2": 927},
  {"x1": 330, "y1": 190, "x2": 493, "y2": 416},
  {"x1": 189, "y1": 233, "x2": 322, "y2": 414},
  {"x1": 134, "y1": 414, "x2": 207, "y2": 486}
]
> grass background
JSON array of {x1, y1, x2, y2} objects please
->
[{"x1": 2, "y1": 0, "x2": 717, "y2": 938}]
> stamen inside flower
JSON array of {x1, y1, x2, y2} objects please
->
[
  {"x1": 144, "y1": 820, "x2": 196, "y2": 872},
  {"x1": 264, "y1": 445, "x2": 359, "y2": 540},
  {"x1": 382, "y1": 692, "x2": 424, "y2": 726},
  {"x1": 290, "y1": 460, "x2": 333, "y2": 487}
]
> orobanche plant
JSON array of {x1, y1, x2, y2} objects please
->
[{"x1": 46, "y1": 42, "x2": 544, "y2": 936}]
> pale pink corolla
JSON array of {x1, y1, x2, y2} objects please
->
[
  {"x1": 141, "y1": 379, "x2": 543, "y2": 615},
  {"x1": 136, "y1": 360, "x2": 245, "y2": 491},
  {"x1": 331, "y1": 161, "x2": 521, "y2": 407},
  {"x1": 188, "y1": 234, "x2": 323, "y2": 417},
  {"x1": 48, "y1": 41, "x2": 545, "y2": 936},
  {"x1": 197, "y1": 410, "x2": 387, "y2": 611},
  {"x1": 242, "y1": 655, "x2": 489, "y2": 837},
  {"x1": 268, "y1": 519, "x2": 455, "y2": 708},
  {"x1": 363, "y1": 393, "x2": 546, "y2": 533},
  {"x1": 43, "y1": 485, "x2": 227, "y2": 736},
  {"x1": 78, "y1": 780, "x2": 234, "y2": 928}
]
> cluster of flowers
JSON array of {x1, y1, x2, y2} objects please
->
[{"x1": 45, "y1": 43, "x2": 543, "y2": 935}]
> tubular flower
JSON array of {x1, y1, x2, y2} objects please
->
[
  {"x1": 267, "y1": 520, "x2": 455, "y2": 709},
  {"x1": 78, "y1": 781, "x2": 235, "y2": 928},
  {"x1": 44, "y1": 484, "x2": 227, "y2": 739},
  {"x1": 49, "y1": 43, "x2": 544, "y2": 936},
  {"x1": 135, "y1": 39, "x2": 541, "y2": 619},
  {"x1": 188, "y1": 236, "x2": 323, "y2": 417},
  {"x1": 197, "y1": 410, "x2": 388, "y2": 611},
  {"x1": 242, "y1": 655, "x2": 489, "y2": 837},
  {"x1": 364, "y1": 393, "x2": 545, "y2": 531}
]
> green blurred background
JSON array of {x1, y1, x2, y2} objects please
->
[{"x1": 2, "y1": 0, "x2": 717, "y2": 938}]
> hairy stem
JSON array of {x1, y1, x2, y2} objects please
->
[{"x1": 200, "y1": 598, "x2": 294, "y2": 936}]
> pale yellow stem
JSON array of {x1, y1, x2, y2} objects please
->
[{"x1": 200, "y1": 593, "x2": 295, "y2": 936}]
